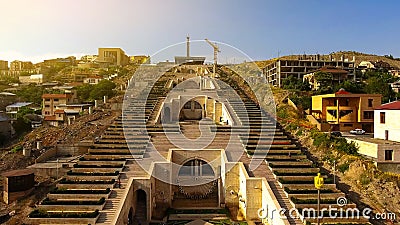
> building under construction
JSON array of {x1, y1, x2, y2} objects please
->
[{"x1": 262, "y1": 54, "x2": 356, "y2": 87}]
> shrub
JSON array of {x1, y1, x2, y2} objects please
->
[
  {"x1": 59, "y1": 178, "x2": 115, "y2": 184},
  {"x1": 41, "y1": 197, "x2": 105, "y2": 205},
  {"x1": 337, "y1": 163, "x2": 350, "y2": 173},
  {"x1": 67, "y1": 170, "x2": 119, "y2": 176},
  {"x1": 73, "y1": 164, "x2": 123, "y2": 168},
  {"x1": 334, "y1": 139, "x2": 359, "y2": 155},
  {"x1": 29, "y1": 209, "x2": 99, "y2": 218},
  {"x1": 359, "y1": 173, "x2": 372, "y2": 186},
  {"x1": 11, "y1": 145, "x2": 23, "y2": 153},
  {"x1": 50, "y1": 188, "x2": 110, "y2": 194}
]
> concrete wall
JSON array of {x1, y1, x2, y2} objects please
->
[
  {"x1": 346, "y1": 138, "x2": 400, "y2": 174},
  {"x1": 346, "y1": 138, "x2": 378, "y2": 159},
  {"x1": 374, "y1": 110, "x2": 400, "y2": 142}
]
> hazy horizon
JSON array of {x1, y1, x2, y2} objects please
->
[{"x1": 1, "y1": 0, "x2": 399, "y2": 63}]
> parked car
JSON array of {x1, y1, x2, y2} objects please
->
[
  {"x1": 330, "y1": 131, "x2": 342, "y2": 137},
  {"x1": 349, "y1": 128, "x2": 366, "y2": 135}
]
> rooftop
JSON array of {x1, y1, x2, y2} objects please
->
[
  {"x1": 2, "y1": 168, "x2": 34, "y2": 177},
  {"x1": 375, "y1": 101, "x2": 400, "y2": 110},
  {"x1": 311, "y1": 66, "x2": 348, "y2": 74},
  {"x1": 6, "y1": 102, "x2": 33, "y2": 108},
  {"x1": 42, "y1": 93, "x2": 71, "y2": 99}
]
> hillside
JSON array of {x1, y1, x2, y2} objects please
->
[{"x1": 255, "y1": 51, "x2": 400, "y2": 69}]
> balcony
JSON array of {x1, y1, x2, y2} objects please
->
[{"x1": 326, "y1": 106, "x2": 356, "y2": 123}]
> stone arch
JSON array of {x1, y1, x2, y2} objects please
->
[
  {"x1": 179, "y1": 100, "x2": 203, "y2": 121},
  {"x1": 134, "y1": 189, "x2": 147, "y2": 224},
  {"x1": 178, "y1": 158, "x2": 215, "y2": 177}
]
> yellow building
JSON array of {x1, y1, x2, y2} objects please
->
[
  {"x1": 309, "y1": 89, "x2": 382, "y2": 132},
  {"x1": 97, "y1": 48, "x2": 129, "y2": 66},
  {"x1": 130, "y1": 55, "x2": 150, "y2": 64}
]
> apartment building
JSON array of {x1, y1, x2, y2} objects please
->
[
  {"x1": 308, "y1": 89, "x2": 382, "y2": 132},
  {"x1": 9, "y1": 60, "x2": 37, "y2": 76},
  {"x1": 0, "y1": 60, "x2": 8, "y2": 76},
  {"x1": 96, "y1": 48, "x2": 129, "y2": 66},
  {"x1": 42, "y1": 93, "x2": 73, "y2": 118},
  {"x1": 262, "y1": 55, "x2": 356, "y2": 87}
]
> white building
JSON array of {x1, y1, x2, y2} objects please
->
[{"x1": 374, "y1": 101, "x2": 400, "y2": 142}]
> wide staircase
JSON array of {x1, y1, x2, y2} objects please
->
[
  {"x1": 29, "y1": 75, "x2": 173, "y2": 224},
  {"x1": 215, "y1": 67, "x2": 370, "y2": 225}
]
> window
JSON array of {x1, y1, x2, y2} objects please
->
[
  {"x1": 385, "y1": 150, "x2": 393, "y2": 161},
  {"x1": 363, "y1": 111, "x2": 373, "y2": 119},
  {"x1": 368, "y1": 99, "x2": 373, "y2": 107},
  {"x1": 54, "y1": 99, "x2": 59, "y2": 101},
  {"x1": 45, "y1": 105, "x2": 50, "y2": 108},
  {"x1": 380, "y1": 112, "x2": 386, "y2": 123}
]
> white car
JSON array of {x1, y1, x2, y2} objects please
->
[{"x1": 350, "y1": 129, "x2": 366, "y2": 135}]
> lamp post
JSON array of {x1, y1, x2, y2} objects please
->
[
  {"x1": 56, "y1": 159, "x2": 59, "y2": 180},
  {"x1": 333, "y1": 160, "x2": 336, "y2": 184},
  {"x1": 314, "y1": 173, "x2": 324, "y2": 225}
]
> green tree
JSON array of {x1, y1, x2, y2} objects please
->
[
  {"x1": 314, "y1": 71, "x2": 335, "y2": 94},
  {"x1": 365, "y1": 76, "x2": 395, "y2": 103},
  {"x1": 76, "y1": 84, "x2": 92, "y2": 101},
  {"x1": 335, "y1": 80, "x2": 365, "y2": 94},
  {"x1": 89, "y1": 80, "x2": 116, "y2": 100},
  {"x1": 282, "y1": 76, "x2": 310, "y2": 91},
  {"x1": 16, "y1": 84, "x2": 44, "y2": 105}
]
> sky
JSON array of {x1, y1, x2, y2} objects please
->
[{"x1": 0, "y1": 0, "x2": 399, "y2": 63}]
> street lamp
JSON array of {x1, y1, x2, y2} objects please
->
[{"x1": 314, "y1": 173, "x2": 324, "y2": 225}]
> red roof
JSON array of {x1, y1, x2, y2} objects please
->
[
  {"x1": 316, "y1": 66, "x2": 348, "y2": 74},
  {"x1": 375, "y1": 101, "x2": 400, "y2": 110},
  {"x1": 42, "y1": 94, "x2": 71, "y2": 99},
  {"x1": 44, "y1": 115, "x2": 57, "y2": 121},
  {"x1": 335, "y1": 88, "x2": 351, "y2": 95}
]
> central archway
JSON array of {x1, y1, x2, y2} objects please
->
[
  {"x1": 176, "y1": 159, "x2": 217, "y2": 201},
  {"x1": 179, "y1": 100, "x2": 203, "y2": 121}
]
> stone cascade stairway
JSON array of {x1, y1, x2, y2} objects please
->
[
  {"x1": 29, "y1": 76, "x2": 173, "y2": 224},
  {"x1": 216, "y1": 68, "x2": 370, "y2": 225}
]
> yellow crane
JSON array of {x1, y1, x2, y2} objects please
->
[{"x1": 205, "y1": 38, "x2": 220, "y2": 77}]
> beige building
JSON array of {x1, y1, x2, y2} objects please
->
[
  {"x1": 96, "y1": 48, "x2": 129, "y2": 66},
  {"x1": 9, "y1": 60, "x2": 37, "y2": 76},
  {"x1": 374, "y1": 101, "x2": 400, "y2": 142},
  {"x1": 83, "y1": 75, "x2": 102, "y2": 85},
  {"x1": 346, "y1": 137, "x2": 400, "y2": 174},
  {"x1": 309, "y1": 89, "x2": 382, "y2": 132},
  {"x1": 42, "y1": 94, "x2": 73, "y2": 124},
  {"x1": 18, "y1": 74, "x2": 44, "y2": 84},
  {"x1": 81, "y1": 55, "x2": 98, "y2": 62},
  {"x1": 0, "y1": 60, "x2": 8, "y2": 76},
  {"x1": 303, "y1": 66, "x2": 349, "y2": 90}
]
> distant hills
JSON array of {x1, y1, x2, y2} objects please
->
[{"x1": 255, "y1": 51, "x2": 400, "y2": 69}]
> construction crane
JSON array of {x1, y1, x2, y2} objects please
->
[{"x1": 205, "y1": 38, "x2": 220, "y2": 77}]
